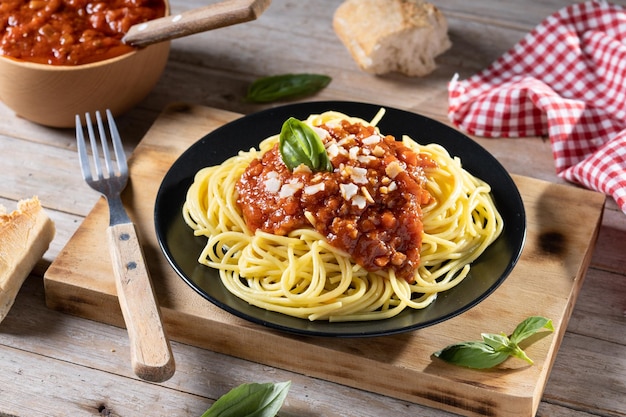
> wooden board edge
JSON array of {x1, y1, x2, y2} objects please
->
[{"x1": 530, "y1": 193, "x2": 605, "y2": 413}]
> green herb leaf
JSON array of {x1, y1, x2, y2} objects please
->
[
  {"x1": 509, "y1": 344, "x2": 535, "y2": 365},
  {"x1": 481, "y1": 332, "x2": 511, "y2": 351},
  {"x1": 509, "y1": 316, "x2": 554, "y2": 345},
  {"x1": 433, "y1": 341, "x2": 510, "y2": 369},
  {"x1": 279, "y1": 117, "x2": 333, "y2": 172},
  {"x1": 201, "y1": 381, "x2": 291, "y2": 417},
  {"x1": 246, "y1": 74, "x2": 331, "y2": 103},
  {"x1": 433, "y1": 316, "x2": 554, "y2": 369}
]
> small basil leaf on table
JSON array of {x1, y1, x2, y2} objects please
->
[
  {"x1": 246, "y1": 74, "x2": 331, "y2": 103},
  {"x1": 201, "y1": 381, "x2": 291, "y2": 417},
  {"x1": 433, "y1": 316, "x2": 554, "y2": 369},
  {"x1": 279, "y1": 117, "x2": 333, "y2": 172}
]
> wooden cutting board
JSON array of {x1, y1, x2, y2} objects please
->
[{"x1": 44, "y1": 103, "x2": 605, "y2": 417}]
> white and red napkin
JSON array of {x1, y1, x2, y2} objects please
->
[{"x1": 448, "y1": 0, "x2": 626, "y2": 214}]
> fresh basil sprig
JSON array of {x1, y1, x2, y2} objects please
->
[
  {"x1": 279, "y1": 117, "x2": 333, "y2": 172},
  {"x1": 246, "y1": 74, "x2": 331, "y2": 103},
  {"x1": 201, "y1": 381, "x2": 291, "y2": 417},
  {"x1": 433, "y1": 316, "x2": 554, "y2": 369}
]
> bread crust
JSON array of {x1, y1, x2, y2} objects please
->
[
  {"x1": 1, "y1": 196, "x2": 56, "y2": 322},
  {"x1": 333, "y1": 0, "x2": 451, "y2": 76}
]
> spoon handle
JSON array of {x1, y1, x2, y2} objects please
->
[{"x1": 123, "y1": 0, "x2": 271, "y2": 47}]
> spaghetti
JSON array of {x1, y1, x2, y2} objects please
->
[{"x1": 183, "y1": 111, "x2": 503, "y2": 321}]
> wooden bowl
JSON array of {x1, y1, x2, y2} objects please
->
[{"x1": 0, "y1": 5, "x2": 170, "y2": 128}]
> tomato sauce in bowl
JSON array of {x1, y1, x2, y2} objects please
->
[{"x1": 0, "y1": 0, "x2": 166, "y2": 65}]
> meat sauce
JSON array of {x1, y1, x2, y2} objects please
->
[
  {"x1": 0, "y1": 0, "x2": 166, "y2": 65},
  {"x1": 236, "y1": 120, "x2": 436, "y2": 282}
]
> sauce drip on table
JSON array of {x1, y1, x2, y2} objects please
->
[
  {"x1": 236, "y1": 120, "x2": 436, "y2": 282},
  {"x1": 0, "y1": 0, "x2": 166, "y2": 65}
]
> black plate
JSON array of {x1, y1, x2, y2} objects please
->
[{"x1": 154, "y1": 101, "x2": 526, "y2": 337}]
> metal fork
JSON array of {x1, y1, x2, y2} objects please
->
[{"x1": 76, "y1": 110, "x2": 175, "y2": 382}]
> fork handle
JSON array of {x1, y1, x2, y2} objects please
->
[{"x1": 107, "y1": 222, "x2": 175, "y2": 382}]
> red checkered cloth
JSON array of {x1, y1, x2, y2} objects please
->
[{"x1": 448, "y1": 0, "x2": 626, "y2": 214}]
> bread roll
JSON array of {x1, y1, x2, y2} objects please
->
[
  {"x1": 333, "y1": 0, "x2": 451, "y2": 76},
  {"x1": 1, "y1": 196, "x2": 55, "y2": 323}
]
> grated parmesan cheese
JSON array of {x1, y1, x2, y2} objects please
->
[
  {"x1": 327, "y1": 143, "x2": 340, "y2": 158},
  {"x1": 362, "y1": 134, "x2": 381, "y2": 145},
  {"x1": 361, "y1": 186, "x2": 375, "y2": 203},
  {"x1": 357, "y1": 155, "x2": 376, "y2": 164},
  {"x1": 352, "y1": 195, "x2": 367, "y2": 209},
  {"x1": 350, "y1": 166, "x2": 368, "y2": 184},
  {"x1": 349, "y1": 146, "x2": 359, "y2": 160},
  {"x1": 293, "y1": 164, "x2": 312, "y2": 174},
  {"x1": 263, "y1": 171, "x2": 281, "y2": 193},
  {"x1": 385, "y1": 161, "x2": 403, "y2": 178},
  {"x1": 304, "y1": 183, "x2": 326, "y2": 195},
  {"x1": 340, "y1": 183, "x2": 359, "y2": 200},
  {"x1": 279, "y1": 182, "x2": 303, "y2": 198},
  {"x1": 372, "y1": 145, "x2": 385, "y2": 157},
  {"x1": 312, "y1": 126, "x2": 330, "y2": 140}
]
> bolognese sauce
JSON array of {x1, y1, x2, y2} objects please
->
[
  {"x1": 0, "y1": 0, "x2": 166, "y2": 65},
  {"x1": 236, "y1": 119, "x2": 436, "y2": 282}
]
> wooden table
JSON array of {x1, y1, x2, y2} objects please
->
[{"x1": 1, "y1": 1, "x2": 624, "y2": 416}]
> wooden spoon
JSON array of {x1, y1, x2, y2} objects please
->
[{"x1": 123, "y1": 0, "x2": 271, "y2": 47}]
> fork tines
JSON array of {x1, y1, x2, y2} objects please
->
[{"x1": 76, "y1": 109, "x2": 128, "y2": 183}]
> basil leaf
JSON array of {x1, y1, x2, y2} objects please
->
[
  {"x1": 433, "y1": 316, "x2": 554, "y2": 369},
  {"x1": 201, "y1": 381, "x2": 291, "y2": 417},
  {"x1": 246, "y1": 73, "x2": 331, "y2": 103},
  {"x1": 509, "y1": 316, "x2": 554, "y2": 345},
  {"x1": 433, "y1": 341, "x2": 510, "y2": 369},
  {"x1": 481, "y1": 333, "x2": 510, "y2": 351},
  {"x1": 279, "y1": 117, "x2": 332, "y2": 172}
]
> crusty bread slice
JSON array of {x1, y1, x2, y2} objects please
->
[
  {"x1": 0, "y1": 196, "x2": 55, "y2": 323},
  {"x1": 333, "y1": 0, "x2": 451, "y2": 77}
]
